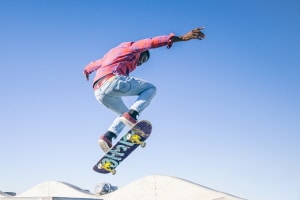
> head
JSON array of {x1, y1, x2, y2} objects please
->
[{"x1": 137, "y1": 50, "x2": 150, "y2": 66}]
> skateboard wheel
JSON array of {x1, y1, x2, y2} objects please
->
[
  {"x1": 111, "y1": 169, "x2": 116, "y2": 175},
  {"x1": 141, "y1": 142, "x2": 146, "y2": 148},
  {"x1": 98, "y1": 163, "x2": 103, "y2": 169},
  {"x1": 126, "y1": 134, "x2": 132, "y2": 140}
]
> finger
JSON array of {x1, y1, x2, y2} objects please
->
[
  {"x1": 192, "y1": 28, "x2": 205, "y2": 35},
  {"x1": 192, "y1": 27, "x2": 205, "y2": 32}
]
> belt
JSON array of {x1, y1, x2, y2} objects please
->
[{"x1": 93, "y1": 73, "x2": 116, "y2": 91}]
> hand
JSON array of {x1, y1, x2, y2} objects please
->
[
  {"x1": 83, "y1": 70, "x2": 89, "y2": 81},
  {"x1": 181, "y1": 27, "x2": 205, "y2": 41}
]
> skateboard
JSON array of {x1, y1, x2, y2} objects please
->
[{"x1": 93, "y1": 120, "x2": 152, "y2": 175}]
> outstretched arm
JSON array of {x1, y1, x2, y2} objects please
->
[{"x1": 170, "y1": 27, "x2": 205, "y2": 43}]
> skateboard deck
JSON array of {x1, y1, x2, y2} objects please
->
[{"x1": 93, "y1": 120, "x2": 152, "y2": 175}]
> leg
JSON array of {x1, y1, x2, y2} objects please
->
[
  {"x1": 130, "y1": 83, "x2": 157, "y2": 114},
  {"x1": 110, "y1": 75, "x2": 157, "y2": 114},
  {"x1": 111, "y1": 76, "x2": 157, "y2": 126},
  {"x1": 97, "y1": 75, "x2": 156, "y2": 117},
  {"x1": 95, "y1": 92, "x2": 128, "y2": 136},
  {"x1": 94, "y1": 75, "x2": 156, "y2": 152},
  {"x1": 95, "y1": 90, "x2": 128, "y2": 152}
]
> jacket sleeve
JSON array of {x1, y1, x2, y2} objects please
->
[
  {"x1": 83, "y1": 58, "x2": 103, "y2": 75},
  {"x1": 129, "y1": 33, "x2": 175, "y2": 52}
]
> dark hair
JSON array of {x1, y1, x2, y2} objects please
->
[{"x1": 141, "y1": 50, "x2": 150, "y2": 59}]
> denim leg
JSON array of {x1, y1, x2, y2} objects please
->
[
  {"x1": 130, "y1": 86, "x2": 156, "y2": 114},
  {"x1": 95, "y1": 93, "x2": 128, "y2": 115},
  {"x1": 112, "y1": 76, "x2": 157, "y2": 114},
  {"x1": 95, "y1": 91, "x2": 127, "y2": 136},
  {"x1": 94, "y1": 75, "x2": 156, "y2": 136}
]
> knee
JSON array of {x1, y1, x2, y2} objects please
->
[
  {"x1": 149, "y1": 85, "x2": 157, "y2": 97},
  {"x1": 97, "y1": 94, "x2": 107, "y2": 104}
]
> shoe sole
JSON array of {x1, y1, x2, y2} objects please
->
[{"x1": 98, "y1": 140, "x2": 110, "y2": 153}]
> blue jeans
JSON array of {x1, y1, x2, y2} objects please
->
[{"x1": 94, "y1": 75, "x2": 156, "y2": 136}]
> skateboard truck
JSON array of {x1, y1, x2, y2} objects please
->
[
  {"x1": 126, "y1": 132, "x2": 146, "y2": 147},
  {"x1": 98, "y1": 161, "x2": 116, "y2": 175}
]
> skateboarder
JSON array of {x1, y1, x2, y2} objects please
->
[{"x1": 83, "y1": 27, "x2": 205, "y2": 152}]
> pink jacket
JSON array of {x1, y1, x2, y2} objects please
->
[{"x1": 84, "y1": 33, "x2": 175, "y2": 86}]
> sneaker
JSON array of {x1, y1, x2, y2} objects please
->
[
  {"x1": 98, "y1": 135, "x2": 112, "y2": 153},
  {"x1": 120, "y1": 112, "x2": 138, "y2": 127}
]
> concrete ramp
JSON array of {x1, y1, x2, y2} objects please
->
[
  {"x1": 17, "y1": 181, "x2": 100, "y2": 199},
  {"x1": 0, "y1": 175, "x2": 245, "y2": 200},
  {"x1": 101, "y1": 175, "x2": 244, "y2": 200}
]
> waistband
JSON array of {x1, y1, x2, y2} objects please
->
[{"x1": 93, "y1": 73, "x2": 116, "y2": 91}]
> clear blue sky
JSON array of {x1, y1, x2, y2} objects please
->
[{"x1": 0, "y1": 0, "x2": 299, "y2": 200}]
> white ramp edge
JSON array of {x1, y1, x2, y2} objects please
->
[
  {"x1": 0, "y1": 175, "x2": 245, "y2": 200},
  {"x1": 101, "y1": 174, "x2": 245, "y2": 200},
  {"x1": 16, "y1": 181, "x2": 100, "y2": 199}
]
